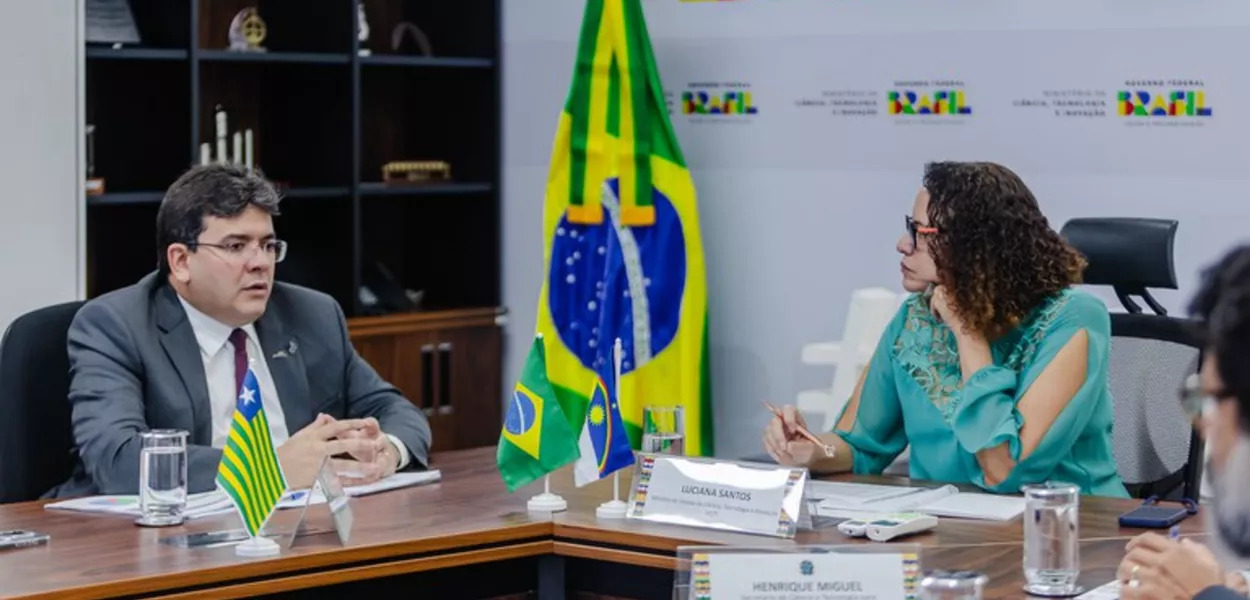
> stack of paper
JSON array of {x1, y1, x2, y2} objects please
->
[
  {"x1": 1076, "y1": 580, "x2": 1120, "y2": 599},
  {"x1": 278, "y1": 470, "x2": 443, "y2": 508},
  {"x1": 45, "y1": 469, "x2": 443, "y2": 519},
  {"x1": 807, "y1": 481, "x2": 928, "y2": 506},
  {"x1": 812, "y1": 482, "x2": 1026, "y2": 521},
  {"x1": 46, "y1": 491, "x2": 236, "y2": 520}
]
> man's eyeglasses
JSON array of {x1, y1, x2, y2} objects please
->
[
  {"x1": 905, "y1": 215, "x2": 939, "y2": 247},
  {"x1": 1179, "y1": 373, "x2": 1232, "y2": 424},
  {"x1": 190, "y1": 238, "x2": 288, "y2": 263}
]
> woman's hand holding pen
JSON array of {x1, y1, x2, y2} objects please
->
[
  {"x1": 763, "y1": 403, "x2": 818, "y2": 467},
  {"x1": 761, "y1": 402, "x2": 844, "y2": 472}
]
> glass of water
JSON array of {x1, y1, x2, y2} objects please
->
[
  {"x1": 642, "y1": 405, "x2": 684, "y2": 455},
  {"x1": 920, "y1": 570, "x2": 989, "y2": 600},
  {"x1": 1022, "y1": 482, "x2": 1082, "y2": 597},
  {"x1": 136, "y1": 429, "x2": 188, "y2": 527}
]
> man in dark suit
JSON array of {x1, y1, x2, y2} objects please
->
[
  {"x1": 50, "y1": 164, "x2": 431, "y2": 497},
  {"x1": 1116, "y1": 247, "x2": 1250, "y2": 599}
]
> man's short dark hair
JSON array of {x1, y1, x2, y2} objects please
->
[
  {"x1": 1189, "y1": 245, "x2": 1250, "y2": 430},
  {"x1": 155, "y1": 164, "x2": 281, "y2": 276}
]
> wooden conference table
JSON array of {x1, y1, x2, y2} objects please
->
[{"x1": 0, "y1": 447, "x2": 1203, "y2": 599}]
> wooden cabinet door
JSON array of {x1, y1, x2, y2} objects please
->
[
  {"x1": 352, "y1": 329, "x2": 447, "y2": 450},
  {"x1": 348, "y1": 309, "x2": 504, "y2": 453},
  {"x1": 435, "y1": 325, "x2": 503, "y2": 451}
]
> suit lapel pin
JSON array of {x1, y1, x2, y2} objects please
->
[{"x1": 272, "y1": 339, "x2": 298, "y2": 359}]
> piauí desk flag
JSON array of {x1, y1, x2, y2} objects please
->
[
  {"x1": 497, "y1": 335, "x2": 580, "y2": 493},
  {"x1": 216, "y1": 368, "x2": 288, "y2": 538},
  {"x1": 535, "y1": 0, "x2": 712, "y2": 456},
  {"x1": 573, "y1": 350, "x2": 635, "y2": 487}
]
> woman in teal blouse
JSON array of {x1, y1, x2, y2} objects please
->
[{"x1": 765, "y1": 161, "x2": 1128, "y2": 497}]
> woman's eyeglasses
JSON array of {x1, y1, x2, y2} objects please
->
[{"x1": 905, "y1": 215, "x2": 938, "y2": 247}]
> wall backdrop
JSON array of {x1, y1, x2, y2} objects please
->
[
  {"x1": 0, "y1": 2, "x2": 83, "y2": 333},
  {"x1": 503, "y1": 0, "x2": 1250, "y2": 461}
]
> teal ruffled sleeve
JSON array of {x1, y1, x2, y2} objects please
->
[
  {"x1": 831, "y1": 303, "x2": 909, "y2": 474},
  {"x1": 949, "y1": 291, "x2": 1114, "y2": 493}
]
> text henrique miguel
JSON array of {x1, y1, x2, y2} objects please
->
[{"x1": 752, "y1": 581, "x2": 866, "y2": 592}]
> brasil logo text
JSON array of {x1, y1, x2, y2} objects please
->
[{"x1": 1118, "y1": 80, "x2": 1212, "y2": 117}]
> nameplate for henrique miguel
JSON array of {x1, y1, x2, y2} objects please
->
[
  {"x1": 626, "y1": 454, "x2": 809, "y2": 538},
  {"x1": 687, "y1": 552, "x2": 920, "y2": 600}
]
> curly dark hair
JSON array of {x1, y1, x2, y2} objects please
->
[{"x1": 922, "y1": 161, "x2": 1086, "y2": 338}]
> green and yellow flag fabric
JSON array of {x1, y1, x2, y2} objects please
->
[
  {"x1": 216, "y1": 368, "x2": 287, "y2": 538},
  {"x1": 497, "y1": 335, "x2": 581, "y2": 492},
  {"x1": 536, "y1": 0, "x2": 712, "y2": 455}
]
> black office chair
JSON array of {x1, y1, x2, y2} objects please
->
[
  {"x1": 0, "y1": 301, "x2": 84, "y2": 503},
  {"x1": 1061, "y1": 218, "x2": 1204, "y2": 501}
]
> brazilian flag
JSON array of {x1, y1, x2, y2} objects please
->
[
  {"x1": 536, "y1": 0, "x2": 712, "y2": 455},
  {"x1": 497, "y1": 335, "x2": 580, "y2": 492}
]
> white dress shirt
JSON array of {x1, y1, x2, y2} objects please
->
[
  {"x1": 177, "y1": 296, "x2": 291, "y2": 448},
  {"x1": 177, "y1": 295, "x2": 410, "y2": 470}
]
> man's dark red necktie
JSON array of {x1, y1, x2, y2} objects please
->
[{"x1": 228, "y1": 328, "x2": 248, "y2": 395}]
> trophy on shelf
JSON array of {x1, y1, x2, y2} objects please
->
[
  {"x1": 391, "y1": 21, "x2": 433, "y2": 56},
  {"x1": 381, "y1": 161, "x2": 452, "y2": 185},
  {"x1": 357, "y1": 2, "x2": 371, "y2": 57},
  {"x1": 85, "y1": 124, "x2": 105, "y2": 195},
  {"x1": 200, "y1": 105, "x2": 255, "y2": 172},
  {"x1": 228, "y1": 7, "x2": 267, "y2": 52},
  {"x1": 85, "y1": 0, "x2": 140, "y2": 47}
]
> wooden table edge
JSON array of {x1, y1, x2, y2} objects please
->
[
  {"x1": 552, "y1": 541, "x2": 677, "y2": 570},
  {"x1": 552, "y1": 522, "x2": 714, "y2": 554},
  {"x1": 5, "y1": 522, "x2": 552, "y2": 600},
  {"x1": 4, "y1": 517, "x2": 1191, "y2": 598},
  {"x1": 143, "y1": 540, "x2": 554, "y2": 600}
]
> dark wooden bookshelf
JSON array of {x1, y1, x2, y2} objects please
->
[
  {"x1": 360, "y1": 55, "x2": 494, "y2": 68},
  {"x1": 357, "y1": 182, "x2": 494, "y2": 196},
  {"x1": 197, "y1": 50, "x2": 351, "y2": 64},
  {"x1": 84, "y1": 0, "x2": 503, "y2": 452},
  {"x1": 85, "y1": 47, "x2": 189, "y2": 61}
]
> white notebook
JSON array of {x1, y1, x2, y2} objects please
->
[{"x1": 814, "y1": 483, "x2": 1026, "y2": 521}]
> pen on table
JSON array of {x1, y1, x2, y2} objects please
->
[
  {"x1": 762, "y1": 401, "x2": 836, "y2": 457},
  {"x1": 1170, "y1": 525, "x2": 1180, "y2": 540}
]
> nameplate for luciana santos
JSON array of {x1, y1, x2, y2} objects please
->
[{"x1": 625, "y1": 454, "x2": 810, "y2": 538}]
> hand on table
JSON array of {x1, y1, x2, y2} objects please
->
[
  {"x1": 1117, "y1": 532, "x2": 1224, "y2": 599},
  {"x1": 276, "y1": 413, "x2": 384, "y2": 489},
  {"x1": 326, "y1": 416, "x2": 400, "y2": 486}
]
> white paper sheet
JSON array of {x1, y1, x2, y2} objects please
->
[
  {"x1": 805, "y1": 480, "x2": 924, "y2": 505},
  {"x1": 1076, "y1": 580, "x2": 1120, "y2": 600},
  {"x1": 813, "y1": 482, "x2": 1025, "y2": 521},
  {"x1": 45, "y1": 470, "x2": 442, "y2": 518}
]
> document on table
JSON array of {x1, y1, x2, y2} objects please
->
[
  {"x1": 812, "y1": 482, "x2": 1026, "y2": 521},
  {"x1": 1076, "y1": 580, "x2": 1119, "y2": 600},
  {"x1": 45, "y1": 490, "x2": 236, "y2": 520},
  {"x1": 278, "y1": 470, "x2": 443, "y2": 508},
  {"x1": 45, "y1": 470, "x2": 442, "y2": 518},
  {"x1": 806, "y1": 480, "x2": 927, "y2": 506}
]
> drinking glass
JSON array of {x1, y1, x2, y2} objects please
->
[
  {"x1": 136, "y1": 429, "x2": 189, "y2": 527},
  {"x1": 920, "y1": 570, "x2": 989, "y2": 600},
  {"x1": 641, "y1": 405, "x2": 685, "y2": 455},
  {"x1": 1022, "y1": 482, "x2": 1082, "y2": 597}
]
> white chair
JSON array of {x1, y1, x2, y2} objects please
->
[{"x1": 796, "y1": 287, "x2": 900, "y2": 432}]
